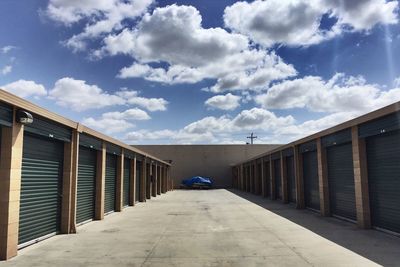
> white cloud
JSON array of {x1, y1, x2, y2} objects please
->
[
  {"x1": 205, "y1": 93, "x2": 241, "y2": 110},
  {"x1": 394, "y1": 76, "x2": 400, "y2": 87},
  {"x1": 1, "y1": 65, "x2": 12, "y2": 75},
  {"x1": 1, "y1": 46, "x2": 16, "y2": 54},
  {"x1": 255, "y1": 73, "x2": 400, "y2": 113},
  {"x1": 97, "y1": 4, "x2": 296, "y2": 91},
  {"x1": 48, "y1": 77, "x2": 125, "y2": 111},
  {"x1": 82, "y1": 117, "x2": 135, "y2": 134},
  {"x1": 224, "y1": 0, "x2": 398, "y2": 48},
  {"x1": 116, "y1": 90, "x2": 168, "y2": 111},
  {"x1": 1, "y1": 80, "x2": 47, "y2": 98},
  {"x1": 102, "y1": 108, "x2": 150, "y2": 121},
  {"x1": 45, "y1": 0, "x2": 154, "y2": 51}
]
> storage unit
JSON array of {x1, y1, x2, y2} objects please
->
[
  {"x1": 105, "y1": 154, "x2": 117, "y2": 213},
  {"x1": 360, "y1": 112, "x2": 400, "y2": 233},
  {"x1": 0, "y1": 101, "x2": 13, "y2": 127},
  {"x1": 123, "y1": 158, "x2": 131, "y2": 207},
  {"x1": 274, "y1": 159, "x2": 282, "y2": 199},
  {"x1": 76, "y1": 146, "x2": 97, "y2": 224},
  {"x1": 301, "y1": 141, "x2": 320, "y2": 211},
  {"x1": 19, "y1": 133, "x2": 64, "y2": 245},
  {"x1": 136, "y1": 160, "x2": 141, "y2": 202},
  {"x1": 286, "y1": 156, "x2": 296, "y2": 203},
  {"x1": 323, "y1": 129, "x2": 356, "y2": 221},
  {"x1": 264, "y1": 160, "x2": 270, "y2": 197}
]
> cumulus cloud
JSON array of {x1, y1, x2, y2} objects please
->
[
  {"x1": 45, "y1": 0, "x2": 154, "y2": 51},
  {"x1": 102, "y1": 108, "x2": 150, "y2": 121},
  {"x1": 82, "y1": 117, "x2": 135, "y2": 134},
  {"x1": 98, "y1": 4, "x2": 296, "y2": 91},
  {"x1": 1, "y1": 79, "x2": 47, "y2": 98},
  {"x1": 205, "y1": 93, "x2": 241, "y2": 110},
  {"x1": 255, "y1": 73, "x2": 400, "y2": 113},
  {"x1": 224, "y1": 0, "x2": 398, "y2": 47},
  {"x1": 1, "y1": 65, "x2": 12, "y2": 75},
  {"x1": 48, "y1": 77, "x2": 125, "y2": 111},
  {"x1": 116, "y1": 90, "x2": 168, "y2": 111}
]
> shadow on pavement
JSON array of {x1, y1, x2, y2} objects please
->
[{"x1": 228, "y1": 188, "x2": 400, "y2": 267}]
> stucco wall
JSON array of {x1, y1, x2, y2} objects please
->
[{"x1": 133, "y1": 145, "x2": 280, "y2": 188}]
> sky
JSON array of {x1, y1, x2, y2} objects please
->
[{"x1": 0, "y1": 0, "x2": 400, "y2": 145}]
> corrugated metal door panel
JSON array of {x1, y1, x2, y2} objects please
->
[
  {"x1": 366, "y1": 130, "x2": 400, "y2": 233},
  {"x1": 135, "y1": 161, "x2": 141, "y2": 202},
  {"x1": 327, "y1": 143, "x2": 356, "y2": 220},
  {"x1": 76, "y1": 146, "x2": 96, "y2": 224},
  {"x1": 24, "y1": 115, "x2": 72, "y2": 142},
  {"x1": 264, "y1": 161, "x2": 270, "y2": 197},
  {"x1": 0, "y1": 102, "x2": 13, "y2": 127},
  {"x1": 302, "y1": 151, "x2": 320, "y2": 210},
  {"x1": 274, "y1": 159, "x2": 282, "y2": 199},
  {"x1": 19, "y1": 134, "x2": 64, "y2": 245},
  {"x1": 123, "y1": 158, "x2": 130, "y2": 206},
  {"x1": 105, "y1": 154, "x2": 117, "y2": 213},
  {"x1": 286, "y1": 156, "x2": 296, "y2": 203}
]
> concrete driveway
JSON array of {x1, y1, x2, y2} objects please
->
[{"x1": 2, "y1": 189, "x2": 400, "y2": 267}]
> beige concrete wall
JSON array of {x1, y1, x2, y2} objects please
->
[{"x1": 134, "y1": 145, "x2": 280, "y2": 188}]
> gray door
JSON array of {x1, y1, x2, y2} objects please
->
[
  {"x1": 264, "y1": 161, "x2": 270, "y2": 197},
  {"x1": 274, "y1": 159, "x2": 282, "y2": 199},
  {"x1": 123, "y1": 158, "x2": 131, "y2": 207},
  {"x1": 19, "y1": 134, "x2": 64, "y2": 245},
  {"x1": 302, "y1": 151, "x2": 320, "y2": 210},
  {"x1": 105, "y1": 154, "x2": 117, "y2": 213},
  {"x1": 327, "y1": 143, "x2": 356, "y2": 220},
  {"x1": 77, "y1": 146, "x2": 96, "y2": 224},
  {"x1": 286, "y1": 156, "x2": 296, "y2": 203},
  {"x1": 366, "y1": 130, "x2": 400, "y2": 233}
]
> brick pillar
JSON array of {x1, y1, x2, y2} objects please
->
[
  {"x1": 115, "y1": 151, "x2": 124, "y2": 212},
  {"x1": 61, "y1": 130, "x2": 79, "y2": 234},
  {"x1": 270, "y1": 155, "x2": 275, "y2": 200},
  {"x1": 352, "y1": 126, "x2": 371, "y2": 229},
  {"x1": 129, "y1": 157, "x2": 136, "y2": 206},
  {"x1": 261, "y1": 158, "x2": 265, "y2": 197},
  {"x1": 294, "y1": 145, "x2": 305, "y2": 209},
  {"x1": 281, "y1": 152, "x2": 288, "y2": 204},
  {"x1": 317, "y1": 138, "x2": 330, "y2": 216},
  {"x1": 139, "y1": 159, "x2": 147, "y2": 202},
  {"x1": 95, "y1": 142, "x2": 106, "y2": 220},
  {"x1": 157, "y1": 165, "x2": 161, "y2": 195},
  {"x1": 0, "y1": 110, "x2": 24, "y2": 260},
  {"x1": 152, "y1": 164, "x2": 157, "y2": 197}
]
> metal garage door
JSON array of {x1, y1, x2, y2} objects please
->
[
  {"x1": 327, "y1": 143, "x2": 356, "y2": 221},
  {"x1": 366, "y1": 130, "x2": 400, "y2": 233},
  {"x1": 123, "y1": 158, "x2": 131, "y2": 207},
  {"x1": 286, "y1": 156, "x2": 296, "y2": 203},
  {"x1": 76, "y1": 146, "x2": 96, "y2": 224},
  {"x1": 19, "y1": 133, "x2": 64, "y2": 245},
  {"x1": 274, "y1": 159, "x2": 282, "y2": 199},
  {"x1": 302, "y1": 150, "x2": 320, "y2": 211},
  {"x1": 136, "y1": 160, "x2": 141, "y2": 202},
  {"x1": 264, "y1": 161, "x2": 270, "y2": 197},
  {"x1": 105, "y1": 154, "x2": 117, "y2": 213}
]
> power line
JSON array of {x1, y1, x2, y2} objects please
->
[{"x1": 246, "y1": 132, "x2": 257, "y2": 144}]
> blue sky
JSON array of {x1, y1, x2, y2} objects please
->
[{"x1": 1, "y1": 0, "x2": 400, "y2": 144}]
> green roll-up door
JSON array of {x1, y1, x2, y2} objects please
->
[
  {"x1": 286, "y1": 156, "x2": 296, "y2": 203},
  {"x1": 76, "y1": 146, "x2": 97, "y2": 224},
  {"x1": 302, "y1": 151, "x2": 320, "y2": 211},
  {"x1": 0, "y1": 102, "x2": 13, "y2": 127},
  {"x1": 123, "y1": 158, "x2": 131, "y2": 207},
  {"x1": 264, "y1": 160, "x2": 270, "y2": 197},
  {"x1": 366, "y1": 130, "x2": 400, "y2": 233},
  {"x1": 327, "y1": 143, "x2": 356, "y2": 221},
  {"x1": 136, "y1": 160, "x2": 141, "y2": 202},
  {"x1": 105, "y1": 154, "x2": 117, "y2": 213},
  {"x1": 274, "y1": 159, "x2": 282, "y2": 199},
  {"x1": 19, "y1": 133, "x2": 64, "y2": 245}
]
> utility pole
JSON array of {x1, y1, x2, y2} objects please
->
[{"x1": 246, "y1": 132, "x2": 257, "y2": 144}]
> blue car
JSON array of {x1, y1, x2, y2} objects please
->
[{"x1": 181, "y1": 176, "x2": 213, "y2": 189}]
